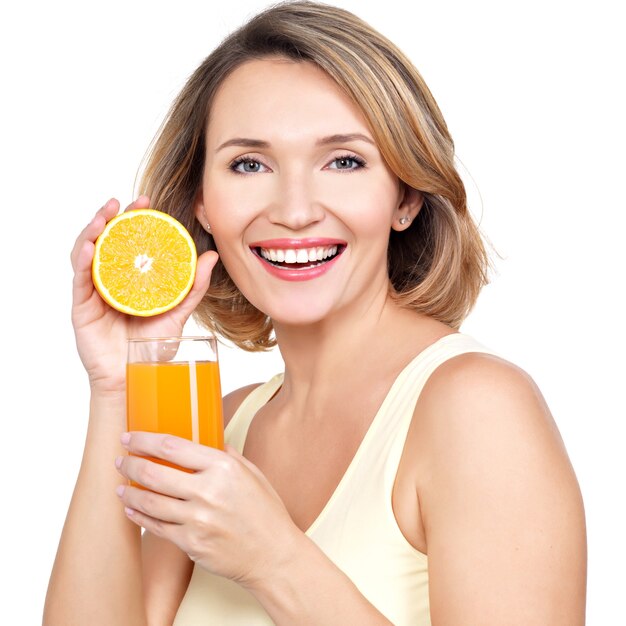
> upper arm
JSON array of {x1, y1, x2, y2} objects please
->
[
  {"x1": 141, "y1": 382, "x2": 262, "y2": 623},
  {"x1": 417, "y1": 353, "x2": 586, "y2": 625}
]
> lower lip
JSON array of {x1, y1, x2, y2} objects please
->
[{"x1": 253, "y1": 251, "x2": 343, "y2": 282}]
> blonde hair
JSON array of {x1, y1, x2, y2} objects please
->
[{"x1": 139, "y1": 1, "x2": 490, "y2": 351}]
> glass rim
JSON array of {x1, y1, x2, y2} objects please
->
[{"x1": 127, "y1": 335, "x2": 217, "y2": 343}]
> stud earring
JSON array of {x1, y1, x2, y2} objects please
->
[
  {"x1": 399, "y1": 216, "x2": 411, "y2": 225},
  {"x1": 206, "y1": 223, "x2": 212, "y2": 232}
]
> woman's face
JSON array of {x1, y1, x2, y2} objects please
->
[{"x1": 196, "y1": 57, "x2": 420, "y2": 327}]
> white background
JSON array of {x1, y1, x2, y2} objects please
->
[{"x1": 1, "y1": 0, "x2": 623, "y2": 623}]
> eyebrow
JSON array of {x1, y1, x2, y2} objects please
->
[
  {"x1": 215, "y1": 133, "x2": 374, "y2": 152},
  {"x1": 216, "y1": 138, "x2": 270, "y2": 152},
  {"x1": 316, "y1": 133, "x2": 375, "y2": 146}
]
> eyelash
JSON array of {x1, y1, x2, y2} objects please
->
[
  {"x1": 228, "y1": 153, "x2": 367, "y2": 174},
  {"x1": 329, "y1": 154, "x2": 366, "y2": 171},
  {"x1": 229, "y1": 156, "x2": 268, "y2": 175}
]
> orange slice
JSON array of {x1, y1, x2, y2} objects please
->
[{"x1": 92, "y1": 209, "x2": 197, "y2": 317}]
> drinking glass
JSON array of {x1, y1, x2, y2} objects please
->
[{"x1": 126, "y1": 336, "x2": 224, "y2": 474}]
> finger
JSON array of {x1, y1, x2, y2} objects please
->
[
  {"x1": 193, "y1": 250, "x2": 219, "y2": 296},
  {"x1": 71, "y1": 239, "x2": 97, "y2": 308},
  {"x1": 123, "y1": 194, "x2": 151, "y2": 213},
  {"x1": 71, "y1": 200, "x2": 122, "y2": 308},
  {"x1": 224, "y1": 445, "x2": 280, "y2": 494},
  {"x1": 121, "y1": 432, "x2": 224, "y2": 473},
  {"x1": 116, "y1": 484, "x2": 187, "y2": 524},
  {"x1": 169, "y1": 250, "x2": 219, "y2": 321},
  {"x1": 70, "y1": 199, "x2": 119, "y2": 270},
  {"x1": 70, "y1": 215, "x2": 105, "y2": 272},
  {"x1": 224, "y1": 444, "x2": 255, "y2": 471},
  {"x1": 116, "y1": 453, "x2": 196, "y2": 499},
  {"x1": 123, "y1": 505, "x2": 180, "y2": 542}
]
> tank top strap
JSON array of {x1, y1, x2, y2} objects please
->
[
  {"x1": 381, "y1": 332, "x2": 499, "y2": 492},
  {"x1": 224, "y1": 334, "x2": 496, "y2": 461},
  {"x1": 224, "y1": 373, "x2": 284, "y2": 453},
  {"x1": 398, "y1": 333, "x2": 497, "y2": 393}
]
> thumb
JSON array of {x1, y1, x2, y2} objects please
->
[
  {"x1": 173, "y1": 250, "x2": 219, "y2": 318},
  {"x1": 192, "y1": 249, "x2": 220, "y2": 300},
  {"x1": 225, "y1": 445, "x2": 286, "y2": 506},
  {"x1": 225, "y1": 444, "x2": 270, "y2": 482}
]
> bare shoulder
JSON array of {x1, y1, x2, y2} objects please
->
[
  {"x1": 411, "y1": 350, "x2": 578, "y2": 509},
  {"x1": 417, "y1": 351, "x2": 563, "y2": 455},
  {"x1": 413, "y1": 351, "x2": 587, "y2": 624},
  {"x1": 415, "y1": 351, "x2": 582, "y2": 511},
  {"x1": 222, "y1": 383, "x2": 264, "y2": 427}
]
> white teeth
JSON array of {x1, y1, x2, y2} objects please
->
[{"x1": 258, "y1": 245, "x2": 341, "y2": 265}]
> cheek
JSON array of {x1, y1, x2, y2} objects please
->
[
  {"x1": 337, "y1": 183, "x2": 399, "y2": 240},
  {"x1": 202, "y1": 179, "x2": 260, "y2": 236},
  {"x1": 199, "y1": 181, "x2": 258, "y2": 281}
]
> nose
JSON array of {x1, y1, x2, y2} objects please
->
[{"x1": 266, "y1": 166, "x2": 325, "y2": 231}]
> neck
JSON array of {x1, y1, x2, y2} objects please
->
[{"x1": 272, "y1": 286, "x2": 418, "y2": 406}]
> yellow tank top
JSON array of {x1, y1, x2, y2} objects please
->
[{"x1": 174, "y1": 333, "x2": 495, "y2": 625}]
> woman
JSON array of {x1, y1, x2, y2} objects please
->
[{"x1": 44, "y1": 2, "x2": 587, "y2": 624}]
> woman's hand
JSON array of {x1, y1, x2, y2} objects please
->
[
  {"x1": 71, "y1": 197, "x2": 218, "y2": 395},
  {"x1": 114, "y1": 432, "x2": 301, "y2": 589}
]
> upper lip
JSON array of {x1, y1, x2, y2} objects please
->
[{"x1": 249, "y1": 238, "x2": 347, "y2": 249}]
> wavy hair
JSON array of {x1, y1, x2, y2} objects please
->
[{"x1": 139, "y1": 1, "x2": 490, "y2": 350}]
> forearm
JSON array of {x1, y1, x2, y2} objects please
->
[
  {"x1": 246, "y1": 533, "x2": 393, "y2": 626},
  {"x1": 44, "y1": 393, "x2": 147, "y2": 626}
]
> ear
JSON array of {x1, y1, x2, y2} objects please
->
[
  {"x1": 194, "y1": 189, "x2": 211, "y2": 233},
  {"x1": 391, "y1": 184, "x2": 424, "y2": 232}
]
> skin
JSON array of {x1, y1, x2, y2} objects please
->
[{"x1": 45, "y1": 58, "x2": 586, "y2": 625}]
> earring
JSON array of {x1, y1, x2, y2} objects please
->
[
  {"x1": 206, "y1": 223, "x2": 212, "y2": 232},
  {"x1": 399, "y1": 216, "x2": 411, "y2": 225}
]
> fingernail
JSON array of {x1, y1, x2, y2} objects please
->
[
  {"x1": 116, "y1": 485, "x2": 125, "y2": 497},
  {"x1": 115, "y1": 456, "x2": 123, "y2": 469},
  {"x1": 120, "y1": 432, "x2": 131, "y2": 447},
  {"x1": 125, "y1": 507, "x2": 135, "y2": 517}
]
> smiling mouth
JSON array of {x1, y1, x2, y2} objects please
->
[{"x1": 253, "y1": 244, "x2": 345, "y2": 270}]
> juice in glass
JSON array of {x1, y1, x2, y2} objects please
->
[{"x1": 126, "y1": 337, "x2": 224, "y2": 476}]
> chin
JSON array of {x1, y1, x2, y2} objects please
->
[{"x1": 265, "y1": 302, "x2": 337, "y2": 328}]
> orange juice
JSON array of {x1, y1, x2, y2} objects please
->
[{"x1": 126, "y1": 360, "x2": 224, "y2": 474}]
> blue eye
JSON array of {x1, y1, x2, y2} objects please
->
[
  {"x1": 230, "y1": 158, "x2": 266, "y2": 174},
  {"x1": 328, "y1": 155, "x2": 366, "y2": 171}
]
